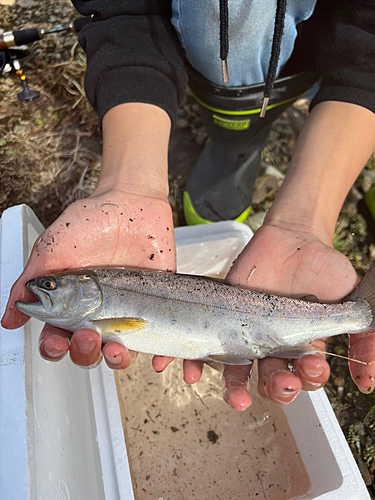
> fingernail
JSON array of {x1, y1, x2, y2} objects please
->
[
  {"x1": 270, "y1": 379, "x2": 299, "y2": 401},
  {"x1": 79, "y1": 340, "x2": 96, "y2": 354},
  {"x1": 43, "y1": 339, "x2": 65, "y2": 358},
  {"x1": 44, "y1": 347, "x2": 63, "y2": 358},
  {"x1": 107, "y1": 354, "x2": 123, "y2": 365},
  {"x1": 81, "y1": 352, "x2": 103, "y2": 370},
  {"x1": 274, "y1": 385, "x2": 299, "y2": 398},
  {"x1": 224, "y1": 387, "x2": 251, "y2": 411},
  {"x1": 301, "y1": 364, "x2": 324, "y2": 379},
  {"x1": 359, "y1": 385, "x2": 374, "y2": 395}
]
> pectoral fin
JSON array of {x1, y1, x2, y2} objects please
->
[
  {"x1": 205, "y1": 354, "x2": 253, "y2": 365},
  {"x1": 271, "y1": 348, "x2": 317, "y2": 359},
  {"x1": 93, "y1": 318, "x2": 148, "y2": 335},
  {"x1": 204, "y1": 360, "x2": 224, "y2": 373}
]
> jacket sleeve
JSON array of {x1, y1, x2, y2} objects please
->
[
  {"x1": 311, "y1": 0, "x2": 375, "y2": 113},
  {"x1": 71, "y1": 0, "x2": 187, "y2": 127}
]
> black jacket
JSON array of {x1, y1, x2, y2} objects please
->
[{"x1": 71, "y1": 0, "x2": 375, "y2": 126}]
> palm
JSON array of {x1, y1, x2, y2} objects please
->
[
  {"x1": 226, "y1": 223, "x2": 375, "y2": 403},
  {"x1": 230, "y1": 224, "x2": 357, "y2": 301},
  {"x1": 2, "y1": 189, "x2": 176, "y2": 368}
]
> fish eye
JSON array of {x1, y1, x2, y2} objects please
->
[{"x1": 38, "y1": 277, "x2": 57, "y2": 291}]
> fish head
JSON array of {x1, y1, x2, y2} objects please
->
[{"x1": 16, "y1": 272, "x2": 103, "y2": 328}]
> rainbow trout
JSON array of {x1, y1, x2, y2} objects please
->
[{"x1": 16, "y1": 265, "x2": 375, "y2": 364}]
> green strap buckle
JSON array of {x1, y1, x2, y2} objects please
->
[{"x1": 365, "y1": 186, "x2": 375, "y2": 222}]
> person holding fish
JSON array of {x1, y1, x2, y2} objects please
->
[{"x1": 2, "y1": 0, "x2": 375, "y2": 410}]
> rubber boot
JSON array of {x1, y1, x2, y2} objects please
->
[
  {"x1": 184, "y1": 67, "x2": 318, "y2": 224},
  {"x1": 366, "y1": 186, "x2": 375, "y2": 223}
]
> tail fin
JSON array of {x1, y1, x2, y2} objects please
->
[{"x1": 357, "y1": 262, "x2": 375, "y2": 329}]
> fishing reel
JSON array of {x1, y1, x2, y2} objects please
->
[
  {"x1": 0, "y1": 17, "x2": 90, "y2": 101},
  {"x1": 0, "y1": 46, "x2": 39, "y2": 100}
]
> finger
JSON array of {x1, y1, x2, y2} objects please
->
[
  {"x1": 39, "y1": 324, "x2": 71, "y2": 361},
  {"x1": 222, "y1": 364, "x2": 253, "y2": 411},
  {"x1": 69, "y1": 329, "x2": 103, "y2": 367},
  {"x1": 1, "y1": 278, "x2": 38, "y2": 330},
  {"x1": 258, "y1": 357, "x2": 301, "y2": 405},
  {"x1": 349, "y1": 332, "x2": 375, "y2": 394},
  {"x1": 294, "y1": 352, "x2": 330, "y2": 392},
  {"x1": 1, "y1": 233, "x2": 53, "y2": 330},
  {"x1": 183, "y1": 360, "x2": 204, "y2": 384},
  {"x1": 102, "y1": 342, "x2": 137, "y2": 370},
  {"x1": 152, "y1": 355, "x2": 175, "y2": 373}
]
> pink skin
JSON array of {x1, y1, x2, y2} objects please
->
[
  {"x1": 349, "y1": 333, "x2": 375, "y2": 394},
  {"x1": 226, "y1": 223, "x2": 374, "y2": 405},
  {"x1": 2, "y1": 192, "x2": 374, "y2": 411}
]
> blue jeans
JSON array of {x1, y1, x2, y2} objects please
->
[{"x1": 171, "y1": 0, "x2": 317, "y2": 87}]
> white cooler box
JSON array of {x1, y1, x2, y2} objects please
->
[{"x1": 0, "y1": 205, "x2": 370, "y2": 500}]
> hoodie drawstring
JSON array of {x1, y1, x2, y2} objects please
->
[
  {"x1": 261, "y1": 0, "x2": 287, "y2": 117},
  {"x1": 219, "y1": 0, "x2": 229, "y2": 82},
  {"x1": 218, "y1": 0, "x2": 287, "y2": 118}
]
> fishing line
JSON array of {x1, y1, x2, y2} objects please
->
[{"x1": 316, "y1": 350, "x2": 375, "y2": 366}]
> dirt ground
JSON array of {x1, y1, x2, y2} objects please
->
[{"x1": 1, "y1": 0, "x2": 375, "y2": 497}]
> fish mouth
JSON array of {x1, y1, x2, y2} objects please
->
[{"x1": 15, "y1": 280, "x2": 52, "y2": 317}]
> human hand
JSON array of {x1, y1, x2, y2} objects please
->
[
  {"x1": 220, "y1": 222, "x2": 375, "y2": 408},
  {"x1": 1, "y1": 188, "x2": 177, "y2": 370}
]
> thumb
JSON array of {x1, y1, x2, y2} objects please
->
[{"x1": 1, "y1": 234, "x2": 57, "y2": 329}]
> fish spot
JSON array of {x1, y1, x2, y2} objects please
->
[
  {"x1": 355, "y1": 375, "x2": 361, "y2": 380},
  {"x1": 297, "y1": 247, "x2": 300, "y2": 250},
  {"x1": 160, "y1": 250, "x2": 163, "y2": 253},
  {"x1": 149, "y1": 254, "x2": 155, "y2": 260},
  {"x1": 129, "y1": 218, "x2": 133, "y2": 222},
  {"x1": 66, "y1": 223, "x2": 70, "y2": 228}
]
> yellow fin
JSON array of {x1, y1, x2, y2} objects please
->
[{"x1": 93, "y1": 318, "x2": 148, "y2": 334}]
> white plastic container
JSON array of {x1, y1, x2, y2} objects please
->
[{"x1": 0, "y1": 204, "x2": 370, "y2": 500}]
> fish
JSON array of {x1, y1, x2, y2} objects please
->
[{"x1": 15, "y1": 264, "x2": 375, "y2": 365}]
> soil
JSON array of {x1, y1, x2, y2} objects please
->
[{"x1": 1, "y1": 0, "x2": 375, "y2": 497}]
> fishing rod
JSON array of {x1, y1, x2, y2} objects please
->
[{"x1": 0, "y1": 16, "x2": 90, "y2": 101}]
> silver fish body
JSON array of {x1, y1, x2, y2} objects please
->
[{"x1": 16, "y1": 266, "x2": 375, "y2": 364}]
